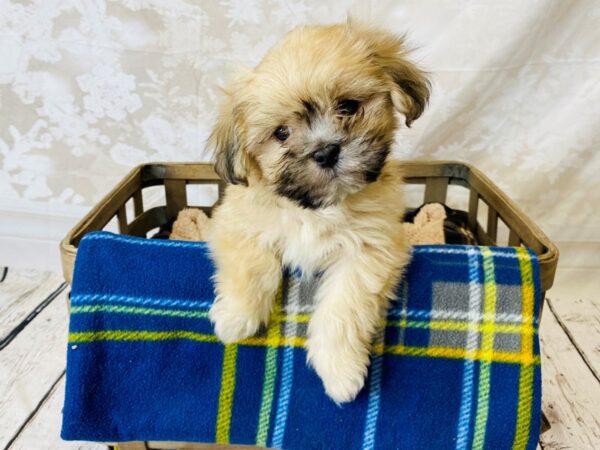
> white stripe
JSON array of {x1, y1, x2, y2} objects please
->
[
  {"x1": 271, "y1": 277, "x2": 301, "y2": 448},
  {"x1": 83, "y1": 232, "x2": 208, "y2": 249},
  {"x1": 282, "y1": 303, "x2": 314, "y2": 314},
  {"x1": 388, "y1": 309, "x2": 535, "y2": 325},
  {"x1": 284, "y1": 276, "x2": 302, "y2": 311},
  {"x1": 283, "y1": 303, "x2": 536, "y2": 326},
  {"x1": 70, "y1": 293, "x2": 212, "y2": 310},
  {"x1": 361, "y1": 327, "x2": 385, "y2": 450},
  {"x1": 455, "y1": 247, "x2": 482, "y2": 449}
]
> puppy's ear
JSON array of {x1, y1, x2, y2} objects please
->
[
  {"x1": 386, "y1": 55, "x2": 430, "y2": 127},
  {"x1": 208, "y1": 91, "x2": 248, "y2": 185},
  {"x1": 358, "y1": 26, "x2": 430, "y2": 127}
]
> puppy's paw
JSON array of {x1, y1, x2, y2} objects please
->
[
  {"x1": 209, "y1": 299, "x2": 262, "y2": 343},
  {"x1": 307, "y1": 339, "x2": 369, "y2": 404}
]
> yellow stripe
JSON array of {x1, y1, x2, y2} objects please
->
[
  {"x1": 386, "y1": 319, "x2": 530, "y2": 335},
  {"x1": 512, "y1": 248, "x2": 536, "y2": 449},
  {"x1": 69, "y1": 330, "x2": 220, "y2": 344},
  {"x1": 278, "y1": 313, "x2": 310, "y2": 323},
  {"x1": 73, "y1": 307, "x2": 533, "y2": 336},
  {"x1": 282, "y1": 313, "x2": 533, "y2": 335},
  {"x1": 216, "y1": 344, "x2": 238, "y2": 444},
  {"x1": 380, "y1": 344, "x2": 540, "y2": 365},
  {"x1": 472, "y1": 247, "x2": 497, "y2": 449},
  {"x1": 480, "y1": 247, "x2": 498, "y2": 358},
  {"x1": 69, "y1": 331, "x2": 540, "y2": 365},
  {"x1": 241, "y1": 336, "x2": 305, "y2": 348}
]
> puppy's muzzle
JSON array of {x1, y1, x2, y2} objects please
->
[{"x1": 312, "y1": 143, "x2": 340, "y2": 169}]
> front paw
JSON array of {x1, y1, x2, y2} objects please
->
[
  {"x1": 307, "y1": 338, "x2": 370, "y2": 404},
  {"x1": 209, "y1": 298, "x2": 262, "y2": 343}
]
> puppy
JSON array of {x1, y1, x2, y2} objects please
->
[{"x1": 207, "y1": 22, "x2": 429, "y2": 403}]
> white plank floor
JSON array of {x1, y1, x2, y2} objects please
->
[{"x1": 0, "y1": 267, "x2": 598, "y2": 450}]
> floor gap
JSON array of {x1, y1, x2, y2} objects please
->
[
  {"x1": 3, "y1": 370, "x2": 66, "y2": 450},
  {"x1": 546, "y1": 296, "x2": 600, "y2": 384},
  {"x1": 0, "y1": 282, "x2": 67, "y2": 351}
]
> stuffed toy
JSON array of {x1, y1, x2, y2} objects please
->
[
  {"x1": 401, "y1": 203, "x2": 446, "y2": 245},
  {"x1": 403, "y1": 203, "x2": 478, "y2": 245},
  {"x1": 169, "y1": 208, "x2": 211, "y2": 241}
]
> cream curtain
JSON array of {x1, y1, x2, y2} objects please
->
[{"x1": 1, "y1": 0, "x2": 599, "y2": 267}]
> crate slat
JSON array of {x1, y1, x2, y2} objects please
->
[
  {"x1": 128, "y1": 206, "x2": 168, "y2": 237},
  {"x1": 165, "y1": 179, "x2": 188, "y2": 221},
  {"x1": 133, "y1": 191, "x2": 144, "y2": 216},
  {"x1": 468, "y1": 189, "x2": 479, "y2": 232},
  {"x1": 117, "y1": 206, "x2": 128, "y2": 234},
  {"x1": 59, "y1": 161, "x2": 558, "y2": 294},
  {"x1": 142, "y1": 164, "x2": 220, "y2": 182},
  {"x1": 70, "y1": 166, "x2": 143, "y2": 245},
  {"x1": 508, "y1": 229, "x2": 521, "y2": 246},
  {"x1": 466, "y1": 168, "x2": 544, "y2": 254},
  {"x1": 487, "y1": 208, "x2": 498, "y2": 242},
  {"x1": 424, "y1": 177, "x2": 449, "y2": 203}
]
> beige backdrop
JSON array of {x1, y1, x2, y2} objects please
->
[{"x1": 1, "y1": 0, "x2": 599, "y2": 269}]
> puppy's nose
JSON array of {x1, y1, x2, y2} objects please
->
[{"x1": 312, "y1": 144, "x2": 340, "y2": 168}]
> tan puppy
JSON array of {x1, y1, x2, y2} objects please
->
[{"x1": 207, "y1": 22, "x2": 429, "y2": 403}]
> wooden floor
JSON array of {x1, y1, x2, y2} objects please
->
[{"x1": 0, "y1": 267, "x2": 598, "y2": 450}]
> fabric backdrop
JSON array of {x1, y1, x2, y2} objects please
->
[{"x1": 1, "y1": 0, "x2": 599, "y2": 268}]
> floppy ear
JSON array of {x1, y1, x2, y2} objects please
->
[
  {"x1": 386, "y1": 55, "x2": 430, "y2": 127},
  {"x1": 358, "y1": 26, "x2": 431, "y2": 127},
  {"x1": 208, "y1": 92, "x2": 248, "y2": 185}
]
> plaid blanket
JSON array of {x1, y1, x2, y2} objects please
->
[{"x1": 62, "y1": 231, "x2": 542, "y2": 450}]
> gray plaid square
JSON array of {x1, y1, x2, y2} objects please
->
[
  {"x1": 494, "y1": 285, "x2": 523, "y2": 320},
  {"x1": 432, "y1": 282, "x2": 477, "y2": 316},
  {"x1": 284, "y1": 274, "x2": 319, "y2": 313},
  {"x1": 494, "y1": 332, "x2": 521, "y2": 353},
  {"x1": 429, "y1": 328, "x2": 475, "y2": 349},
  {"x1": 432, "y1": 282, "x2": 523, "y2": 324},
  {"x1": 284, "y1": 321, "x2": 308, "y2": 339}
]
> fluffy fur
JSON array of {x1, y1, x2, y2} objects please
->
[{"x1": 206, "y1": 22, "x2": 429, "y2": 403}]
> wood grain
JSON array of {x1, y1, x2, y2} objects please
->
[
  {"x1": 0, "y1": 289, "x2": 70, "y2": 448},
  {"x1": 539, "y1": 307, "x2": 600, "y2": 449},
  {"x1": 117, "y1": 444, "x2": 147, "y2": 450},
  {"x1": 546, "y1": 293, "x2": 600, "y2": 382},
  {"x1": 8, "y1": 376, "x2": 106, "y2": 450},
  {"x1": 0, "y1": 269, "x2": 64, "y2": 342}
]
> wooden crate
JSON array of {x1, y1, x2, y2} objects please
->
[
  {"x1": 59, "y1": 160, "x2": 559, "y2": 450},
  {"x1": 60, "y1": 160, "x2": 558, "y2": 291}
]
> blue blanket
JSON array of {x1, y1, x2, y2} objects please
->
[{"x1": 62, "y1": 231, "x2": 542, "y2": 450}]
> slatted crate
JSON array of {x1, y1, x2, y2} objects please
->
[{"x1": 60, "y1": 161, "x2": 558, "y2": 294}]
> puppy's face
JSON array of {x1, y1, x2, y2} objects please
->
[{"x1": 210, "y1": 23, "x2": 429, "y2": 209}]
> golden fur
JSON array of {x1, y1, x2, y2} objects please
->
[{"x1": 207, "y1": 22, "x2": 429, "y2": 403}]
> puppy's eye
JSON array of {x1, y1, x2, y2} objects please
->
[
  {"x1": 337, "y1": 99, "x2": 360, "y2": 116},
  {"x1": 274, "y1": 126, "x2": 290, "y2": 142}
]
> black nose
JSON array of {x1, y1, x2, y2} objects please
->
[{"x1": 312, "y1": 144, "x2": 340, "y2": 168}]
